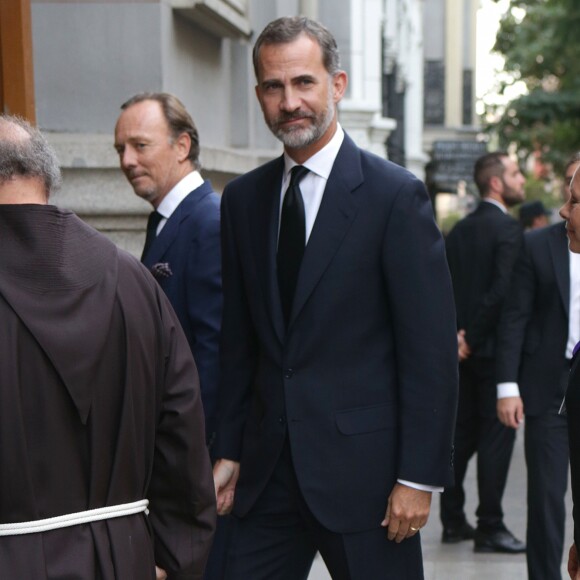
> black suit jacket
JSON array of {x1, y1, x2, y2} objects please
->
[
  {"x1": 496, "y1": 222, "x2": 569, "y2": 415},
  {"x1": 142, "y1": 181, "x2": 222, "y2": 441},
  {"x1": 214, "y1": 133, "x2": 458, "y2": 533},
  {"x1": 445, "y1": 201, "x2": 524, "y2": 358}
]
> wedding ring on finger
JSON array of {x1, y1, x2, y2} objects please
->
[{"x1": 410, "y1": 526, "x2": 420, "y2": 532}]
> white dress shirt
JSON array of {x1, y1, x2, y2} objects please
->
[
  {"x1": 279, "y1": 125, "x2": 344, "y2": 243},
  {"x1": 566, "y1": 251, "x2": 580, "y2": 358},
  {"x1": 154, "y1": 171, "x2": 204, "y2": 234}
]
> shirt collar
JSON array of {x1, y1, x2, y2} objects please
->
[
  {"x1": 283, "y1": 124, "x2": 345, "y2": 180},
  {"x1": 156, "y1": 171, "x2": 204, "y2": 219},
  {"x1": 481, "y1": 197, "x2": 508, "y2": 214}
]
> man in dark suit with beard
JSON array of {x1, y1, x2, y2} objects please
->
[
  {"x1": 442, "y1": 151, "x2": 527, "y2": 553},
  {"x1": 212, "y1": 16, "x2": 458, "y2": 580}
]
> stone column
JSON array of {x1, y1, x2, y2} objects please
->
[
  {"x1": 405, "y1": 0, "x2": 429, "y2": 179},
  {"x1": 299, "y1": 0, "x2": 318, "y2": 19},
  {"x1": 340, "y1": 0, "x2": 393, "y2": 158},
  {"x1": 444, "y1": 0, "x2": 463, "y2": 128}
]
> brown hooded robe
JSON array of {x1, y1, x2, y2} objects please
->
[{"x1": 0, "y1": 205, "x2": 215, "y2": 579}]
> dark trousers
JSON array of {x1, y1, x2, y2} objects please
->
[
  {"x1": 440, "y1": 357, "x2": 516, "y2": 531},
  {"x1": 203, "y1": 515, "x2": 232, "y2": 580},
  {"x1": 525, "y1": 373, "x2": 569, "y2": 580},
  {"x1": 224, "y1": 441, "x2": 424, "y2": 580}
]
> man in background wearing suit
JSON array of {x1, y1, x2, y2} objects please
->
[
  {"x1": 114, "y1": 92, "x2": 221, "y2": 445},
  {"x1": 496, "y1": 153, "x2": 580, "y2": 580},
  {"x1": 442, "y1": 152, "x2": 526, "y2": 553},
  {"x1": 212, "y1": 16, "x2": 458, "y2": 580},
  {"x1": 114, "y1": 93, "x2": 223, "y2": 579}
]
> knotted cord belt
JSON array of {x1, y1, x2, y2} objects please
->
[{"x1": 0, "y1": 499, "x2": 149, "y2": 536}]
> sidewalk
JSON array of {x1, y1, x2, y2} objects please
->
[{"x1": 309, "y1": 429, "x2": 573, "y2": 579}]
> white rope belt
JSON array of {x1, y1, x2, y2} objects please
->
[{"x1": 0, "y1": 499, "x2": 149, "y2": 536}]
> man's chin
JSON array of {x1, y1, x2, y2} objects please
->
[
  {"x1": 275, "y1": 128, "x2": 317, "y2": 150},
  {"x1": 133, "y1": 187, "x2": 157, "y2": 203}
]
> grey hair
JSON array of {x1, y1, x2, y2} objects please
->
[
  {"x1": 0, "y1": 115, "x2": 61, "y2": 198},
  {"x1": 252, "y1": 16, "x2": 342, "y2": 79}
]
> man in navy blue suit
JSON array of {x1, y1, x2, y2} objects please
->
[
  {"x1": 115, "y1": 94, "x2": 224, "y2": 579},
  {"x1": 115, "y1": 92, "x2": 221, "y2": 445},
  {"x1": 212, "y1": 16, "x2": 458, "y2": 580}
]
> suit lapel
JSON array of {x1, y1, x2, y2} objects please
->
[
  {"x1": 143, "y1": 205, "x2": 182, "y2": 268},
  {"x1": 142, "y1": 183, "x2": 212, "y2": 268},
  {"x1": 549, "y1": 222, "x2": 570, "y2": 316},
  {"x1": 289, "y1": 135, "x2": 361, "y2": 326},
  {"x1": 249, "y1": 157, "x2": 286, "y2": 343}
]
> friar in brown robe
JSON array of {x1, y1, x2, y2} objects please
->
[{"x1": 0, "y1": 117, "x2": 216, "y2": 578}]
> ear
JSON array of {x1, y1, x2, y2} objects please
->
[
  {"x1": 255, "y1": 84, "x2": 264, "y2": 107},
  {"x1": 174, "y1": 132, "x2": 191, "y2": 163},
  {"x1": 332, "y1": 71, "x2": 348, "y2": 103},
  {"x1": 489, "y1": 174, "x2": 503, "y2": 193}
]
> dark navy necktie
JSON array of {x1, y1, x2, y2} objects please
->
[
  {"x1": 141, "y1": 210, "x2": 163, "y2": 261},
  {"x1": 277, "y1": 165, "x2": 309, "y2": 326}
]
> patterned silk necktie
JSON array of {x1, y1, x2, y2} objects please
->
[
  {"x1": 141, "y1": 210, "x2": 163, "y2": 261},
  {"x1": 277, "y1": 165, "x2": 309, "y2": 326}
]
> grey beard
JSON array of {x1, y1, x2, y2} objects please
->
[
  {"x1": 274, "y1": 122, "x2": 321, "y2": 149},
  {"x1": 269, "y1": 93, "x2": 336, "y2": 150}
]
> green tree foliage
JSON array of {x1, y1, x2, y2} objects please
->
[{"x1": 487, "y1": 0, "x2": 580, "y2": 170}]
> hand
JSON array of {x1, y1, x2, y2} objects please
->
[
  {"x1": 569, "y1": 543, "x2": 580, "y2": 579},
  {"x1": 155, "y1": 566, "x2": 167, "y2": 580},
  {"x1": 381, "y1": 483, "x2": 432, "y2": 543},
  {"x1": 497, "y1": 396, "x2": 524, "y2": 429},
  {"x1": 457, "y1": 330, "x2": 471, "y2": 361},
  {"x1": 213, "y1": 459, "x2": 240, "y2": 515}
]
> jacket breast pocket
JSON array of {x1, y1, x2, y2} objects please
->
[{"x1": 335, "y1": 403, "x2": 396, "y2": 435}]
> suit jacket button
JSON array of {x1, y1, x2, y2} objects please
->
[
  {"x1": 278, "y1": 416, "x2": 285, "y2": 424},
  {"x1": 284, "y1": 368, "x2": 294, "y2": 379}
]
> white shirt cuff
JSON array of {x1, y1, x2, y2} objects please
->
[
  {"x1": 497, "y1": 382, "x2": 520, "y2": 399},
  {"x1": 397, "y1": 479, "x2": 443, "y2": 493}
]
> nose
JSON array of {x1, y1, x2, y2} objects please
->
[
  {"x1": 280, "y1": 87, "x2": 300, "y2": 112},
  {"x1": 559, "y1": 203, "x2": 568, "y2": 221},
  {"x1": 120, "y1": 147, "x2": 137, "y2": 170}
]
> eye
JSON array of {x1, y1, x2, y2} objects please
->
[{"x1": 262, "y1": 81, "x2": 282, "y2": 92}]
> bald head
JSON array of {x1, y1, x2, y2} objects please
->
[
  {"x1": 0, "y1": 115, "x2": 33, "y2": 140},
  {"x1": 0, "y1": 115, "x2": 61, "y2": 203}
]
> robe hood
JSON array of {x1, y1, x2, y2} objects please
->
[{"x1": 0, "y1": 204, "x2": 118, "y2": 423}]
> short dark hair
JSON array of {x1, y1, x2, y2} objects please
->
[
  {"x1": 0, "y1": 114, "x2": 61, "y2": 198},
  {"x1": 252, "y1": 16, "x2": 342, "y2": 80},
  {"x1": 474, "y1": 151, "x2": 509, "y2": 197},
  {"x1": 120, "y1": 92, "x2": 200, "y2": 168}
]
